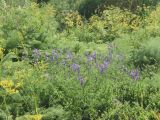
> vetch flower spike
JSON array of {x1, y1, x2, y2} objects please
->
[
  {"x1": 130, "y1": 69, "x2": 140, "y2": 80},
  {"x1": 71, "y1": 63, "x2": 80, "y2": 73},
  {"x1": 78, "y1": 76, "x2": 85, "y2": 86}
]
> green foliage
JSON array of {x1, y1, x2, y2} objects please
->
[
  {"x1": 58, "y1": 6, "x2": 141, "y2": 44},
  {"x1": 35, "y1": 0, "x2": 160, "y2": 18},
  {"x1": 77, "y1": 0, "x2": 160, "y2": 18},
  {"x1": 0, "y1": 2, "x2": 57, "y2": 53},
  {"x1": 131, "y1": 37, "x2": 160, "y2": 68},
  {"x1": 1, "y1": 0, "x2": 160, "y2": 119}
]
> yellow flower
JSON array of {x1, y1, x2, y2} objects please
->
[
  {"x1": 0, "y1": 80, "x2": 19, "y2": 94},
  {"x1": 64, "y1": 11, "x2": 83, "y2": 28},
  {"x1": 0, "y1": 80, "x2": 14, "y2": 88},
  {"x1": 28, "y1": 114, "x2": 42, "y2": 120},
  {"x1": 6, "y1": 88, "x2": 19, "y2": 94},
  {"x1": 0, "y1": 47, "x2": 4, "y2": 59}
]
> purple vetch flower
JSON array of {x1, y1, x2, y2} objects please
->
[
  {"x1": 66, "y1": 52, "x2": 73, "y2": 60},
  {"x1": 78, "y1": 76, "x2": 85, "y2": 86},
  {"x1": 92, "y1": 51, "x2": 97, "y2": 60},
  {"x1": 32, "y1": 49, "x2": 41, "y2": 58},
  {"x1": 52, "y1": 49, "x2": 59, "y2": 64},
  {"x1": 87, "y1": 56, "x2": 94, "y2": 61},
  {"x1": 85, "y1": 52, "x2": 92, "y2": 61},
  {"x1": 32, "y1": 48, "x2": 41, "y2": 63},
  {"x1": 87, "y1": 51, "x2": 97, "y2": 62},
  {"x1": 84, "y1": 52, "x2": 92, "y2": 61},
  {"x1": 51, "y1": 56, "x2": 54, "y2": 62},
  {"x1": 130, "y1": 69, "x2": 140, "y2": 80},
  {"x1": 99, "y1": 64, "x2": 105, "y2": 74},
  {"x1": 103, "y1": 60, "x2": 109, "y2": 68},
  {"x1": 84, "y1": 51, "x2": 90, "y2": 57},
  {"x1": 45, "y1": 52, "x2": 49, "y2": 61},
  {"x1": 71, "y1": 63, "x2": 80, "y2": 73},
  {"x1": 99, "y1": 60, "x2": 110, "y2": 74},
  {"x1": 52, "y1": 49, "x2": 58, "y2": 57},
  {"x1": 62, "y1": 59, "x2": 66, "y2": 66}
]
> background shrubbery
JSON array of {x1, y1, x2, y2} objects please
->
[
  {"x1": 47, "y1": 0, "x2": 160, "y2": 17},
  {"x1": 0, "y1": 2, "x2": 57, "y2": 53}
]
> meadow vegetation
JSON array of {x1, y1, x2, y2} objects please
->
[{"x1": 0, "y1": 0, "x2": 160, "y2": 119}]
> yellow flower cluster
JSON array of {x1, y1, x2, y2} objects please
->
[
  {"x1": 147, "y1": 5, "x2": 160, "y2": 25},
  {"x1": 0, "y1": 47, "x2": 4, "y2": 60},
  {"x1": 89, "y1": 15, "x2": 105, "y2": 31},
  {"x1": 64, "y1": 11, "x2": 83, "y2": 28},
  {"x1": 28, "y1": 114, "x2": 42, "y2": 120},
  {"x1": 0, "y1": 80, "x2": 20, "y2": 94},
  {"x1": 88, "y1": 6, "x2": 141, "y2": 33},
  {"x1": 144, "y1": 5, "x2": 160, "y2": 36},
  {"x1": 129, "y1": 15, "x2": 140, "y2": 31}
]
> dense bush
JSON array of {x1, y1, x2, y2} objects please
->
[
  {"x1": 5, "y1": 0, "x2": 159, "y2": 16},
  {"x1": 0, "y1": 2, "x2": 57, "y2": 54},
  {"x1": 36, "y1": 0, "x2": 160, "y2": 18},
  {"x1": 58, "y1": 6, "x2": 141, "y2": 44},
  {"x1": 76, "y1": 0, "x2": 160, "y2": 18},
  {"x1": 129, "y1": 5, "x2": 160, "y2": 70},
  {"x1": 131, "y1": 37, "x2": 160, "y2": 68}
]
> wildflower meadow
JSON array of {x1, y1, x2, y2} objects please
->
[{"x1": 0, "y1": 0, "x2": 160, "y2": 120}]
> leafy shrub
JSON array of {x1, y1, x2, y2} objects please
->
[
  {"x1": 37, "y1": 0, "x2": 159, "y2": 18},
  {"x1": 60, "y1": 6, "x2": 141, "y2": 44},
  {"x1": 49, "y1": 0, "x2": 81, "y2": 12},
  {"x1": 86, "y1": 6, "x2": 141, "y2": 42},
  {"x1": 101, "y1": 103, "x2": 156, "y2": 120},
  {"x1": 144, "y1": 4, "x2": 160, "y2": 37},
  {"x1": 131, "y1": 37, "x2": 160, "y2": 69},
  {"x1": 1, "y1": 0, "x2": 31, "y2": 7},
  {"x1": 0, "y1": 2, "x2": 57, "y2": 53},
  {"x1": 78, "y1": 0, "x2": 159, "y2": 18},
  {"x1": 60, "y1": 10, "x2": 83, "y2": 29}
]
